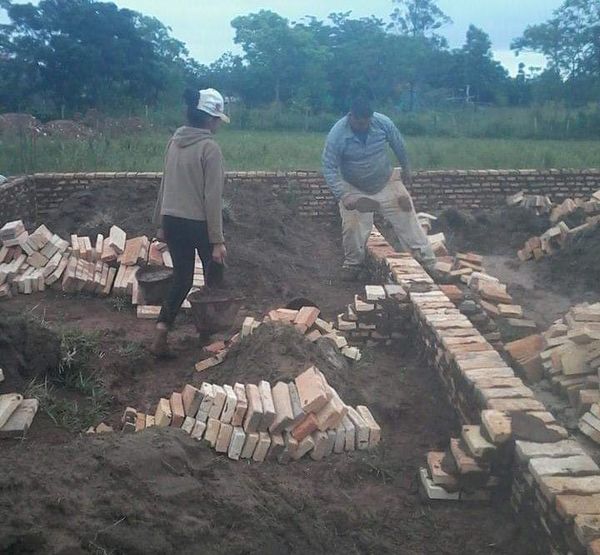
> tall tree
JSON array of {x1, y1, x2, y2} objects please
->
[
  {"x1": 451, "y1": 25, "x2": 508, "y2": 103},
  {"x1": 388, "y1": 1, "x2": 452, "y2": 110},
  {"x1": 512, "y1": 0, "x2": 600, "y2": 80},
  {"x1": 0, "y1": 0, "x2": 190, "y2": 115},
  {"x1": 390, "y1": 0, "x2": 452, "y2": 43},
  {"x1": 231, "y1": 10, "x2": 329, "y2": 106}
]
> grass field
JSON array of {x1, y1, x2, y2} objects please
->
[{"x1": 2, "y1": 129, "x2": 600, "y2": 176}]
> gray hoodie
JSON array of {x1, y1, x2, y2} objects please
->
[{"x1": 154, "y1": 126, "x2": 225, "y2": 244}]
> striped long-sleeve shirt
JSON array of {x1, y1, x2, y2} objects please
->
[{"x1": 322, "y1": 112, "x2": 410, "y2": 200}]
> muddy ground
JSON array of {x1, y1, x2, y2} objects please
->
[
  {"x1": 0, "y1": 185, "x2": 539, "y2": 554},
  {"x1": 435, "y1": 207, "x2": 600, "y2": 328}
]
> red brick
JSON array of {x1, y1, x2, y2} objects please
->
[
  {"x1": 181, "y1": 384, "x2": 201, "y2": 417},
  {"x1": 291, "y1": 413, "x2": 319, "y2": 441},
  {"x1": 294, "y1": 366, "x2": 328, "y2": 413},
  {"x1": 169, "y1": 392, "x2": 185, "y2": 427},
  {"x1": 204, "y1": 341, "x2": 226, "y2": 355},
  {"x1": 294, "y1": 306, "x2": 320, "y2": 333}
]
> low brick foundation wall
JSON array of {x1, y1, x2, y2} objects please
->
[
  {"x1": 2, "y1": 169, "x2": 600, "y2": 225},
  {"x1": 364, "y1": 233, "x2": 600, "y2": 555},
  {"x1": 0, "y1": 177, "x2": 36, "y2": 227}
]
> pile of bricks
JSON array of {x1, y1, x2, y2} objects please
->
[
  {"x1": 421, "y1": 424, "x2": 504, "y2": 502},
  {"x1": 550, "y1": 194, "x2": 600, "y2": 224},
  {"x1": 433, "y1": 251, "x2": 535, "y2": 343},
  {"x1": 336, "y1": 284, "x2": 409, "y2": 347},
  {"x1": 434, "y1": 251, "x2": 485, "y2": 282},
  {"x1": 417, "y1": 211, "x2": 448, "y2": 256},
  {"x1": 465, "y1": 270, "x2": 536, "y2": 338},
  {"x1": 507, "y1": 190, "x2": 553, "y2": 215},
  {"x1": 112, "y1": 367, "x2": 380, "y2": 463},
  {"x1": 365, "y1": 229, "x2": 600, "y2": 554},
  {"x1": 195, "y1": 305, "x2": 363, "y2": 373},
  {"x1": 518, "y1": 190, "x2": 600, "y2": 262},
  {"x1": 0, "y1": 222, "x2": 69, "y2": 297},
  {"x1": 512, "y1": 439, "x2": 600, "y2": 555},
  {"x1": 0, "y1": 218, "x2": 202, "y2": 317},
  {"x1": 0, "y1": 392, "x2": 38, "y2": 439},
  {"x1": 511, "y1": 302, "x2": 600, "y2": 445}
]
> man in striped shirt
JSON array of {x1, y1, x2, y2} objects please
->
[{"x1": 322, "y1": 94, "x2": 435, "y2": 280}]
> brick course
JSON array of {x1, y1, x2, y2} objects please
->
[{"x1": 3, "y1": 169, "x2": 600, "y2": 224}]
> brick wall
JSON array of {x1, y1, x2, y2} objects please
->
[
  {"x1": 0, "y1": 177, "x2": 36, "y2": 226},
  {"x1": 365, "y1": 234, "x2": 597, "y2": 555},
  {"x1": 1, "y1": 169, "x2": 600, "y2": 224}
]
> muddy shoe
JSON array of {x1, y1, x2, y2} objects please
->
[
  {"x1": 150, "y1": 329, "x2": 176, "y2": 359},
  {"x1": 354, "y1": 197, "x2": 380, "y2": 213},
  {"x1": 340, "y1": 267, "x2": 361, "y2": 282}
]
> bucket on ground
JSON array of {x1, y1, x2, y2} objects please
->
[
  {"x1": 136, "y1": 266, "x2": 173, "y2": 305},
  {"x1": 188, "y1": 288, "x2": 243, "y2": 335}
]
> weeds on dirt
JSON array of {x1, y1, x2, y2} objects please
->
[
  {"x1": 26, "y1": 377, "x2": 111, "y2": 431},
  {"x1": 26, "y1": 329, "x2": 112, "y2": 431},
  {"x1": 109, "y1": 296, "x2": 132, "y2": 313},
  {"x1": 116, "y1": 340, "x2": 148, "y2": 366}
]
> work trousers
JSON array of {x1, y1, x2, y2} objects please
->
[
  {"x1": 339, "y1": 170, "x2": 435, "y2": 269},
  {"x1": 158, "y1": 215, "x2": 224, "y2": 328}
]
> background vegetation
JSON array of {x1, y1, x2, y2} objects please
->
[{"x1": 1, "y1": 0, "x2": 599, "y2": 173}]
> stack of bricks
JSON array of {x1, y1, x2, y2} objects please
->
[
  {"x1": 0, "y1": 218, "x2": 194, "y2": 318},
  {"x1": 0, "y1": 221, "x2": 69, "y2": 297},
  {"x1": 365, "y1": 228, "x2": 600, "y2": 554},
  {"x1": 507, "y1": 190, "x2": 553, "y2": 215},
  {"x1": 518, "y1": 189, "x2": 600, "y2": 262},
  {"x1": 514, "y1": 302, "x2": 600, "y2": 445},
  {"x1": 512, "y1": 439, "x2": 600, "y2": 554},
  {"x1": 420, "y1": 424, "x2": 505, "y2": 502},
  {"x1": 458, "y1": 264, "x2": 535, "y2": 340},
  {"x1": 415, "y1": 244, "x2": 533, "y2": 345},
  {"x1": 0, "y1": 393, "x2": 39, "y2": 438},
  {"x1": 120, "y1": 366, "x2": 381, "y2": 463},
  {"x1": 195, "y1": 305, "x2": 363, "y2": 373},
  {"x1": 433, "y1": 251, "x2": 484, "y2": 282},
  {"x1": 336, "y1": 284, "x2": 410, "y2": 347}
]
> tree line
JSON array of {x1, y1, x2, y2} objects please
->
[{"x1": 0, "y1": 0, "x2": 598, "y2": 121}]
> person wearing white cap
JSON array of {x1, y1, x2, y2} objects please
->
[{"x1": 151, "y1": 87, "x2": 230, "y2": 357}]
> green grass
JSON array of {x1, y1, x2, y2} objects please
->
[
  {"x1": 2, "y1": 129, "x2": 600, "y2": 176},
  {"x1": 25, "y1": 329, "x2": 112, "y2": 431}
]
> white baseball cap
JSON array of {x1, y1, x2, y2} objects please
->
[{"x1": 197, "y1": 88, "x2": 230, "y2": 123}]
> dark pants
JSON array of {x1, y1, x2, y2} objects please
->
[{"x1": 158, "y1": 215, "x2": 224, "y2": 328}]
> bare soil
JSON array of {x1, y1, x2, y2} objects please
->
[
  {"x1": 436, "y1": 207, "x2": 600, "y2": 328},
  {"x1": 0, "y1": 186, "x2": 538, "y2": 554}
]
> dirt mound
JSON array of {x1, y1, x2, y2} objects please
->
[
  {"x1": 536, "y1": 225, "x2": 600, "y2": 293},
  {"x1": 435, "y1": 206, "x2": 550, "y2": 255},
  {"x1": 43, "y1": 119, "x2": 96, "y2": 139},
  {"x1": 0, "y1": 314, "x2": 61, "y2": 390},
  {"x1": 82, "y1": 109, "x2": 150, "y2": 136},
  {"x1": 43, "y1": 180, "x2": 354, "y2": 315},
  {"x1": 203, "y1": 322, "x2": 353, "y2": 398},
  {"x1": 0, "y1": 113, "x2": 44, "y2": 136},
  {"x1": 0, "y1": 429, "x2": 368, "y2": 554},
  {"x1": 44, "y1": 181, "x2": 156, "y2": 239}
]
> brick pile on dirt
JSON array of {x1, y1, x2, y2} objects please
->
[
  {"x1": 435, "y1": 207, "x2": 550, "y2": 255},
  {"x1": 44, "y1": 180, "x2": 353, "y2": 313},
  {"x1": 203, "y1": 322, "x2": 354, "y2": 400}
]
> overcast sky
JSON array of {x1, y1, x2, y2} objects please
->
[{"x1": 2, "y1": 0, "x2": 562, "y2": 75}]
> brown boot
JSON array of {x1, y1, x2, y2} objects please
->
[{"x1": 150, "y1": 328, "x2": 174, "y2": 359}]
